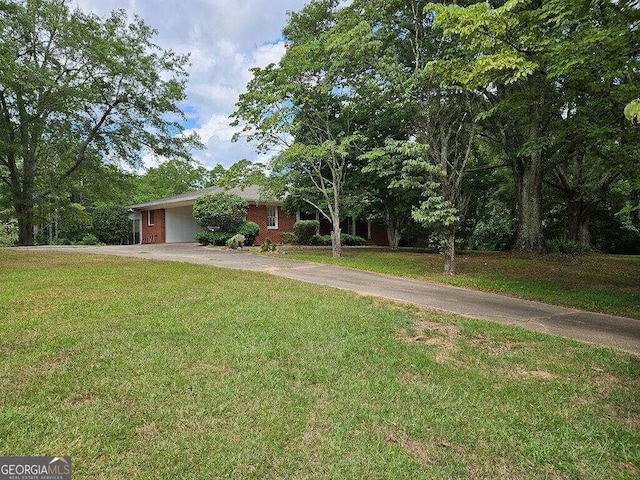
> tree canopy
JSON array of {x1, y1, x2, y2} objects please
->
[
  {"x1": 232, "y1": 0, "x2": 640, "y2": 264},
  {"x1": 192, "y1": 191, "x2": 249, "y2": 234},
  {"x1": 0, "y1": 0, "x2": 200, "y2": 245}
]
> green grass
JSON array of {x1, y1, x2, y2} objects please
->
[
  {"x1": 1, "y1": 250, "x2": 639, "y2": 479},
  {"x1": 280, "y1": 248, "x2": 640, "y2": 319}
]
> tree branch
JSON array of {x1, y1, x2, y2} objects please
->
[
  {"x1": 466, "y1": 162, "x2": 510, "y2": 173},
  {"x1": 35, "y1": 96, "x2": 125, "y2": 200}
]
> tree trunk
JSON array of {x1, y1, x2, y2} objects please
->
[
  {"x1": 386, "y1": 213, "x2": 402, "y2": 250},
  {"x1": 567, "y1": 200, "x2": 592, "y2": 248},
  {"x1": 331, "y1": 224, "x2": 342, "y2": 258},
  {"x1": 16, "y1": 202, "x2": 35, "y2": 246},
  {"x1": 387, "y1": 226, "x2": 401, "y2": 250},
  {"x1": 443, "y1": 231, "x2": 456, "y2": 275},
  {"x1": 330, "y1": 180, "x2": 342, "y2": 258},
  {"x1": 631, "y1": 189, "x2": 640, "y2": 232},
  {"x1": 513, "y1": 152, "x2": 547, "y2": 253},
  {"x1": 577, "y1": 220, "x2": 590, "y2": 248}
]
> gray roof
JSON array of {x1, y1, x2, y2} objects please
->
[{"x1": 127, "y1": 185, "x2": 280, "y2": 210}]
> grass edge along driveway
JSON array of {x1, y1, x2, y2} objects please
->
[
  {"x1": 1, "y1": 250, "x2": 639, "y2": 479},
  {"x1": 278, "y1": 248, "x2": 640, "y2": 320}
]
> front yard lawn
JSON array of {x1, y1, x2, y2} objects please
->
[{"x1": 1, "y1": 250, "x2": 639, "y2": 479}]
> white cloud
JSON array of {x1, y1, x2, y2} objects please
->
[
  {"x1": 253, "y1": 42, "x2": 287, "y2": 68},
  {"x1": 73, "y1": 0, "x2": 308, "y2": 168}
]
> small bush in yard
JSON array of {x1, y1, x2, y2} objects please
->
[
  {"x1": 237, "y1": 221, "x2": 259, "y2": 245},
  {"x1": 215, "y1": 232, "x2": 233, "y2": 245},
  {"x1": 59, "y1": 213, "x2": 92, "y2": 244},
  {"x1": 193, "y1": 192, "x2": 248, "y2": 233},
  {"x1": 308, "y1": 233, "x2": 366, "y2": 246},
  {"x1": 195, "y1": 231, "x2": 234, "y2": 246},
  {"x1": 91, "y1": 206, "x2": 131, "y2": 245},
  {"x1": 294, "y1": 220, "x2": 319, "y2": 244},
  {"x1": 547, "y1": 237, "x2": 590, "y2": 255},
  {"x1": 310, "y1": 234, "x2": 332, "y2": 246},
  {"x1": 280, "y1": 231, "x2": 298, "y2": 244},
  {"x1": 195, "y1": 231, "x2": 215, "y2": 245},
  {"x1": 341, "y1": 233, "x2": 366, "y2": 246},
  {"x1": 79, "y1": 234, "x2": 100, "y2": 245},
  {"x1": 226, "y1": 234, "x2": 246, "y2": 249},
  {"x1": 261, "y1": 237, "x2": 277, "y2": 252}
]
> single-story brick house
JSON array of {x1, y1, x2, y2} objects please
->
[{"x1": 127, "y1": 185, "x2": 389, "y2": 246}]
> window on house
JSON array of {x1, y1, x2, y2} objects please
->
[
  {"x1": 266, "y1": 205, "x2": 278, "y2": 229},
  {"x1": 148, "y1": 210, "x2": 155, "y2": 226}
]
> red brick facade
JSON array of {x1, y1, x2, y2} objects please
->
[
  {"x1": 368, "y1": 222, "x2": 389, "y2": 246},
  {"x1": 318, "y1": 217, "x2": 389, "y2": 246},
  {"x1": 247, "y1": 204, "x2": 297, "y2": 245},
  {"x1": 136, "y1": 203, "x2": 387, "y2": 246},
  {"x1": 141, "y1": 209, "x2": 166, "y2": 244}
]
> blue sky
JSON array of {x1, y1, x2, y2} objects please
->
[{"x1": 74, "y1": 0, "x2": 310, "y2": 170}]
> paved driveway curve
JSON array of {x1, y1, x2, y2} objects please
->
[{"x1": 24, "y1": 243, "x2": 640, "y2": 356}]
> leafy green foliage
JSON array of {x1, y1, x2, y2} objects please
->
[
  {"x1": 470, "y1": 199, "x2": 517, "y2": 251},
  {"x1": 237, "y1": 221, "x2": 260, "y2": 246},
  {"x1": 309, "y1": 234, "x2": 332, "y2": 246},
  {"x1": 232, "y1": 1, "x2": 369, "y2": 257},
  {"x1": 214, "y1": 232, "x2": 233, "y2": 246},
  {"x1": 58, "y1": 205, "x2": 93, "y2": 244},
  {"x1": 192, "y1": 192, "x2": 248, "y2": 233},
  {"x1": 624, "y1": 99, "x2": 640, "y2": 124},
  {"x1": 133, "y1": 160, "x2": 208, "y2": 203},
  {"x1": 232, "y1": 0, "x2": 639, "y2": 258},
  {"x1": 260, "y1": 237, "x2": 277, "y2": 252},
  {"x1": 195, "y1": 230, "x2": 234, "y2": 247},
  {"x1": 547, "y1": 237, "x2": 591, "y2": 256},
  {"x1": 279, "y1": 232, "x2": 298, "y2": 244},
  {"x1": 212, "y1": 159, "x2": 268, "y2": 190},
  {"x1": 194, "y1": 231, "x2": 215, "y2": 246},
  {"x1": 0, "y1": 0, "x2": 200, "y2": 245},
  {"x1": 78, "y1": 234, "x2": 100, "y2": 245},
  {"x1": 91, "y1": 206, "x2": 130, "y2": 245},
  {"x1": 50, "y1": 237, "x2": 72, "y2": 246},
  {"x1": 0, "y1": 220, "x2": 17, "y2": 247},
  {"x1": 226, "y1": 234, "x2": 246, "y2": 249},
  {"x1": 340, "y1": 234, "x2": 366, "y2": 246},
  {"x1": 426, "y1": 0, "x2": 640, "y2": 253},
  {"x1": 293, "y1": 220, "x2": 320, "y2": 245},
  {"x1": 307, "y1": 233, "x2": 365, "y2": 246},
  {"x1": 371, "y1": 140, "x2": 460, "y2": 234}
]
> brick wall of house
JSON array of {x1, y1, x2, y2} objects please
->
[
  {"x1": 141, "y1": 209, "x2": 166, "y2": 244},
  {"x1": 247, "y1": 204, "x2": 296, "y2": 245},
  {"x1": 368, "y1": 221, "x2": 389, "y2": 246},
  {"x1": 320, "y1": 217, "x2": 389, "y2": 246}
]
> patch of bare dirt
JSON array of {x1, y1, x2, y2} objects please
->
[
  {"x1": 467, "y1": 334, "x2": 526, "y2": 356},
  {"x1": 385, "y1": 428, "x2": 434, "y2": 467},
  {"x1": 400, "y1": 321, "x2": 460, "y2": 363},
  {"x1": 63, "y1": 392, "x2": 96, "y2": 409},
  {"x1": 400, "y1": 321, "x2": 460, "y2": 343},
  {"x1": 510, "y1": 368, "x2": 559, "y2": 380}
]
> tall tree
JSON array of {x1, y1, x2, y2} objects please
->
[
  {"x1": 337, "y1": 0, "x2": 480, "y2": 273},
  {"x1": 232, "y1": 0, "x2": 362, "y2": 258},
  {"x1": 134, "y1": 159, "x2": 208, "y2": 203},
  {"x1": 427, "y1": 0, "x2": 640, "y2": 252},
  {"x1": 0, "y1": 0, "x2": 199, "y2": 245}
]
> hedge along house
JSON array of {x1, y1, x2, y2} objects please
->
[{"x1": 127, "y1": 185, "x2": 297, "y2": 245}]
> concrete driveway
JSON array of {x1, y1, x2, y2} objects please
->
[{"x1": 24, "y1": 243, "x2": 640, "y2": 356}]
